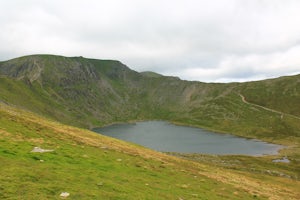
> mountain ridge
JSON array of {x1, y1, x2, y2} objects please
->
[{"x1": 0, "y1": 54, "x2": 299, "y2": 141}]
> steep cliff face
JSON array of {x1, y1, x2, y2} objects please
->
[{"x1": 0, "y1": 56, "x2": 44, "y2": 82}]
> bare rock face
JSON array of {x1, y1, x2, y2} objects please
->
[{"x1": 0, "y1": 56, "x2": 44, "y2": 82}]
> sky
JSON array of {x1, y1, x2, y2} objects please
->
[{"x1": 0, "y1": 0, "x2": 300, "y2": 82}]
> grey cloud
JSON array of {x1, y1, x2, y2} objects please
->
[{"x1": 0, "y1": 0, "x2": 300, "y2": 82}]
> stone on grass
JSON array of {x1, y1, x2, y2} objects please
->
[
  {"x1": 31, "y1": 147, "x2": 54, "y2": 153},
  {"x1": 97, "y1": 182, "x2": 104, "y2": 186},
  {"x1": 181, "y1": 184, "x2": 189, "y2": 188},
  {"x1": 60, "y1": 192, "x2": 70, "y2": 198}
]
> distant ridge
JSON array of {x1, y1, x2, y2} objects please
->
[{"x1": 140, "y1": 71, "x2": 163, "y2": 78}]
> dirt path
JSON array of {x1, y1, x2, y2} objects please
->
[{"x1": 239, "y1": 94, "x2": 300, "y2": 120}]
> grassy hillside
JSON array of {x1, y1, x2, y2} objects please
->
[
  {"x1": 1, "y1": 103, "x2": 300, "y2": 199},
  {"x1": 1, "y1": 55, "x2": 299, "y2": 143},
  {"x1": 1, "y1": 55, "x2": 300, "y2": 199},
  {"x1": 240, "y1": 75, "x2": 300, "y2": 117}
]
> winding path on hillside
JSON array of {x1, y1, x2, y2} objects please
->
[{"x1": 239, "y1": 94, "x2": 300, "y2": 120}]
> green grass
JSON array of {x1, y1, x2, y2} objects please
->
[
  {"x1": 1, "y1": 103, "x2": 300, "y2": 199},
  {"x1": 1, "y1": 55, "x2": 300, "y2": 199},
  {"x1": 240, "y1": 75, "x2": 300, "y2": 116},
  {"x1": 168, "y1": 152, "x2": 300, "y2": 180},
  {"x1": 173, "y1": 93, "x2": 300, "y2": 142}
]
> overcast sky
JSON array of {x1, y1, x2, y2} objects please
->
[{"x1": 1, "y1": 0, "x2": 300, "y2": 82}]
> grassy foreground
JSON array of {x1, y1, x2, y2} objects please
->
[{"x1": 1, "y1": 103, "x2": 300, "y2": 199}]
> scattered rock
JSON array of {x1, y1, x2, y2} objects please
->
[
  {"x1": 31, "y1": 147, "x2": 54, "y2": 153},
  {"x1": 97, "y1": 182, "x2": 104, "y2": 186},
  {"x1": 272, "y1": 157, "x2": 290, "y2": 163},
  {"x1": 145, "y1": 183, "x2": 149, "y2": 186},
  {"x1": 116, "y1": 158, "x2": 122, "y2": 162},
  {"x1": 60, "y1": 192, "x2": 70, "y2": 198},
  {"x1": 181, "y1": 184, "x2": 188, "y2": 189},
  {"x1": 39, "y1": 159, "x2": 44, "y2": 162}
]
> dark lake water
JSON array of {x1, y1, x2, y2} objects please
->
[{"x1": 93, "y1": 121, "x2": 283, "y2": 155}]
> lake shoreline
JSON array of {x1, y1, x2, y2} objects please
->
[{"x1": 93, "y1": 120, "x2": 284, "y2": 156}]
